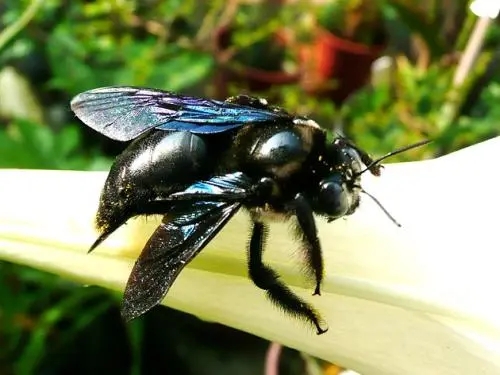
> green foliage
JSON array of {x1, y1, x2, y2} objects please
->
[
  {"x1": 384, "y1": 1, "x2": 444, "y2": 58},
  {"x1": 385, "y1": 0, "x2": 472, "y2": 59},
  {"x1": 0, "y1": 262, "x2": 130, "y2": 374},
  {"x1": 342, "y1": 57, "x2": 500, "y2": 160},
  {"x1": 316, "y1": 0, "x2": 386, "y2": 45},
  {"x1": 46, "y1": 24, "x2": 214, "y2": 95},
  {"x1": 439, "y1": 82, "x2": 500, "y2": 154},
  {"x1": 219, "y1": 2, "x2": 292, "y2": 71},
  {"x1": 0, "y1": 119, "x2": 110, "y2": 170},
  {"x1": 342, "y1": 60, "x2": 446, "y2": 155},
  {"x1": 1, "y1": 0, "x2": 216, "y2": 96}
]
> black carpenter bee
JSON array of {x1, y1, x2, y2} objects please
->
[{"x1": 71, "y1": 87, "x2": 428, "y2": 334}]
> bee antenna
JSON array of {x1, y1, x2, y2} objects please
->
[
  {"x1": 356, "y1": 139, "x2": 431, "y2": 177},
  {"x1": 355, "y1": 186, "x2": 401, "y2": 227}
]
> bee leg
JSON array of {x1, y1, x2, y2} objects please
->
[
  {"x1": 290, "y1": 194, "x2": 323, "y2": 296},
  {"x1": 248, "y1": 221, "x2": 328, "y2": 335},
  {"x1": 135, "y1": 174, "x2": 275, "y2": 208}
]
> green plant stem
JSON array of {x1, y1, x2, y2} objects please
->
[
  {"x1": 0, "y1": 0, "x2": 45, "y2": 52},
  {"x1": 453, "y1": 17, "x2": 492, "y2": 87},
  {"x1": 455, "y1": 1, "x2": 478, "y2": 51},
  {"x1": 438, "y1": 16, "x2": 492, "y2": 130}
]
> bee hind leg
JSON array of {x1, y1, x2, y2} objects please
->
[{"x1": 247, "y1": 221, "x2": 328, "y2": 335}]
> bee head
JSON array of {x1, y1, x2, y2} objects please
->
[
  {"x1": 311, "y1": 137, "x2": 429, "y2": 224},
  {"x1": 311, "y1": 138, "x2": 365, "y2": 221}
]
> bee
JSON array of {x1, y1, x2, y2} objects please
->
[{"x1": 71, "y1": 87, "x2": 428, "y2": 334}]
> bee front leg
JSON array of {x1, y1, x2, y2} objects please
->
[{"x1": 289, "y1": 194, "x2": 324, "y2": 296}]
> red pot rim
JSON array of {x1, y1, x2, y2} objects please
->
[{"x1": 316, "y1": 27, "x2": 386, "y2": 56}]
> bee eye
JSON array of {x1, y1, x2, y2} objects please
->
[{"x1": 317, "y1": 178, "x2": 350, "y2": 218}]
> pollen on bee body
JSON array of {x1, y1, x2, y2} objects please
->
[{"x1": 293, "y1": 118, "x2": 320, "y2": 129}]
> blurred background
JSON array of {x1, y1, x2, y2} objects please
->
[{"x1": 0, "y1": 0, "x2": 499, "y2": 374}]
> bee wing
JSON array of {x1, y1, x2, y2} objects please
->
[
  {"x1": 71, "y1": 86, "x2": 290, "y2": 141},
  {"x1": 120, "y1": 172, "x2": 254, "y2": 321},
  {"x1": 121, "y1": 200, "x2": 240, "y2": 321}
]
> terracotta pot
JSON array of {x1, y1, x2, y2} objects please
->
[{"x1": 299, "y1": 29, "x2": 386, "y2": 106}]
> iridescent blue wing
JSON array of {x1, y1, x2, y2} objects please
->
[
  {"x1": 70, "y1": 86, "x2": 292, "y2": 141},
  {"x1": 121, "y1": 172, "x2": 252, "y2": 321}
]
